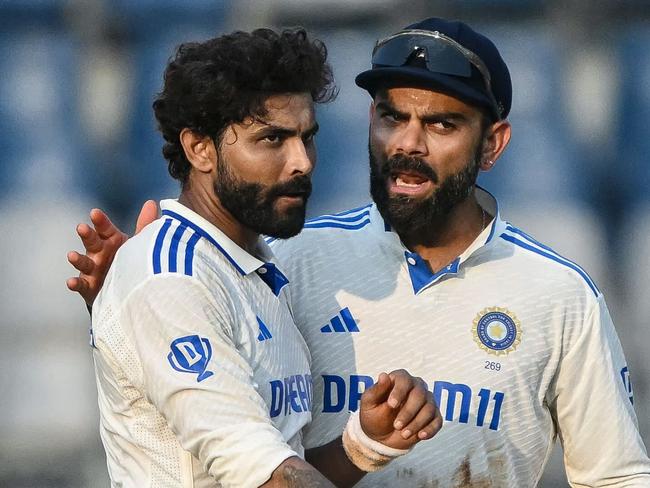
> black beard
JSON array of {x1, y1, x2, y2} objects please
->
[
  {"x1": 369, "y1": 145, "x2": 481, "y2": 246},
  {"x1": 214, "y1": 157, "x2": 312, "y2": 239}
]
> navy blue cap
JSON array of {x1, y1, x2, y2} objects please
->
[{"x1": 355, "y1": 18, "x2": 512, "y2": 120}]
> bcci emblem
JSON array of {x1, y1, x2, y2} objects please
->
[
  {"x1": 168, "y1": 335, "x2": 214, "y2": 382},
  {"x1": 472, "y1": 307, "x2": 521, "y2": 356}
]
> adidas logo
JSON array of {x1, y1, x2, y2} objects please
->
[
  {"x1": 320, "y1": 307, "x2": 359, "y2": 333},
  {"x1": 257, "y1": 316, "x2": 273, "y2": 341}
]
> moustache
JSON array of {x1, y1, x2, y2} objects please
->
[
  {"x1": 381, "y1": 154, "x2": 438, "y2": 184},
  {"x1": 266, "y1": 175, "x2": 313, "y2": 201}
]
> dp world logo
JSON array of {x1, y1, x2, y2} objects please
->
[{"x1": 167, "y1": 335, "x2": 214, "y2": 382}]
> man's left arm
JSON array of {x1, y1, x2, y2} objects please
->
[{"x1": 551, "y1": 294, "x2": 650, "y2": 486}]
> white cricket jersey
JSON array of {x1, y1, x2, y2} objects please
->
[
  {"x1": 271, "y1": 187, "x2": 650, "y2": 487},
  {"x1": 92, "y1": 199, "x2": 312, "y2": 488}
]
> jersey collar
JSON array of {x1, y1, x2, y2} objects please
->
[
  {"x1": 369, "y1": 186, "x2": 506, "y2": 294},
  {"x1": 159, "y1": 199, "x2": 289, "y2": 296}
]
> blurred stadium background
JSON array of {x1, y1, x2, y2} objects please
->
[{"x1": 1, "y1": 0, "x2": 648, "y2": 486}]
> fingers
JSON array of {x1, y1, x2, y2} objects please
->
[
  {"x1": 386, "y1": 370, "x2": 441, "y2": 440},
  {"x1": 358, "y1": 370, "x2": 441, "y2": 449},
  {"x1": 398, "y1": 391, "x2": 442, "y2": 440},
  {"x1": 413, "y1": 402, "x2": 443, "y2": 440},
  {"x1": 66, "y1": 252, "x2": 95, "y2": 306},
  {"x1": 89, "y1": 208, "x2": 119, "y2": 240},
  {"x1": 67, "y1": 250, "x2": 95, "y2": 275},
  {"x1": 65, "y1": 276, "x2": 91, "y2": 301},
  {"x1": 390, "y1": 375, "x2": 427, "y2": 432},
  {"x1": 359, "y1": 372, "x2": 393, "y2": 409},
  {"x1": 66, "y1": 276, "x2": 88, "y2": 294},
  {"x1": 76, "y1": 222, "x2": 103, "y2": 254},
  {"x1": 386, "y1": 369, "x2": 416, "y2": 410},
  {"x1": 135, "y1": 200, "x2": 159, "y2": 234},
  {"x1": 66, "y1": 276, "x2": 81, "y2": 292}
]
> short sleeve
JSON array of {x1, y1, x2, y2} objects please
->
[
  {"x1": 114, "y1": 274, "x2": 297, "y2": 487},
  {"x1": 549, "y1": 295, "x2": 650, "y2": 486}
]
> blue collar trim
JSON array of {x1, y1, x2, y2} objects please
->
[
  {"x1": 405, "y1": 251, "x2": 461, "y2": 295},
  {"x1": 255, "y1": 262, "x2": 289, "y2": 296}
]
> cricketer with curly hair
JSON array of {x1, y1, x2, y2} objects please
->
[{"x1": 85, "y1": 28, "x2": 441, "y2": 488}]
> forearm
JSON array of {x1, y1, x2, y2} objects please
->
[
  {"x1": 306, "y1": 437, "x2": 365, "y2": 488},
  {"x1": 261, "y1": 456, "x2": 336, "y2": 488}
]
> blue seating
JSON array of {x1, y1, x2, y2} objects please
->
[
  {"x1": 0, "y1": 0, "x2": 64, "y2": 28},
  {"x1": 448, "y1": 0, "x2": 544, "y2": 9},
  {"x1": 0, "y1": 29, "x2": 87, "y2": 197},
  {"x1": 476, "y1": 24, "x2": 590, "y2": 210},
  {"x1": 617, "y1": 25, "x2": 650, "y2": 210},
  {"x1": 617, "y1": 27, "x2": 650, "y2": 438},
  {"x1": 110, "y1": 0, "x2": 227, "y2": 25},
  {"x1": 308, "y1": 28, "x2": 389, "y2": 216},
  {"x1": 94, "y1": 1, "x2": 232, "y2": 216}
]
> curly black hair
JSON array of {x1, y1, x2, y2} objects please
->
[{"x1": 153, "y1": 28, "x2": 337, "y2": 185}]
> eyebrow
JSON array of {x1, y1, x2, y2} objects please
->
[
  {"x1": 375, "y1": 101, "x2": 469, "y2": 124},
  {"x1": 252, "y1": 121, "x2": 320, "y2": 138}
]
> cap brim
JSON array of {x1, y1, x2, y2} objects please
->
[{"x1": 355, "y1": 66, "x2": 497, "y2": 119}]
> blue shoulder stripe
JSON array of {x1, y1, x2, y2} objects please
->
[
  {"x1": 168, "y1": 224, "x2": 187, "y2": 273},
  {"x1": 162, "y1": 209, "x2": 245, "y2": 275},
  {"x1": 506, "y1": 224, "x2": 600, "y2": 293},
  {"x1": 499, "y1": 232, "x2": 600, "y2": 296},
  {"x1": 306, "y1": 204, "x2": 373, "y2": 224},
  {"x1": 504, "y1": 225, "x2": 600, "y2": 294},
  {"x1": 307, "y1": 209, "x2": 371, "y2": 224},
  {"x1": 153, "y1": 219, "x2": 173, "y2": 274},
  {"x1": 303, "y1": 219, "x2": 371, "y2": 231},
  {"x1": 184, "y1": 231, "x2": 201, "y2": 276},
  {"x1": 505, "y1": 225, "x2": 557, "y2": 254}
]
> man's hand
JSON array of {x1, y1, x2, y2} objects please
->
[
  {"x1": 360, "y1": 369, "x2": 441, "y2": 450},
  {"x1": 66, "y1": 200, "x2": 159, "y2": 307},
  {"x1": 306, "y1": 369, "x2": 441, "y2": 485}
]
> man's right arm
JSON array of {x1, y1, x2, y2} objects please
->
[{"x1": 106, "y1": 275, "x2": 320, "y2": 487}]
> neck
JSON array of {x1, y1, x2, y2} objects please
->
[
  {"x1": 401, "y1": 192, "x2": 489, "y2": 273},
  {"x1": 179, "y1": 180, "x2": 259, "y2": 254}
]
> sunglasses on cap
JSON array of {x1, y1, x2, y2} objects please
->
[{"x1": 371, "y1": 29, "x2": 501, "y2": 118}]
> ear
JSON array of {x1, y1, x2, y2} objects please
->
[
  {"x1": 179, "y1": 128, "x2": 217, "y2": 175},
  {"x1": 369, "y1": 100, "x2": 375, "y2": 122},
  {"x1": 479, "y1": 120, "x2": 511, "y2": 172}
]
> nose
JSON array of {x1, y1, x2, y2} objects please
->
[
  {"x1": 287, "y1": 138, "x2": 315, "y2": 175},
  {"x1": 394, "y1": 120, "x2": 427, "y2": 157}
]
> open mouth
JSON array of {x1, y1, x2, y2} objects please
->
[{"x1": 388, "y1": 171, "x2": 433, "y2": 196}]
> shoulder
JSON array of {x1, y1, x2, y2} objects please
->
[
  {"x1": 495, "y1": 221, "x2": 601, "y2": 300},
  {"x1": 269, "y1": 204, "x2": 374, "y2": 259},
  {"x1": 98, "y1": 217, "x2": 223, "y2": 307},
  {"x1": 111, "y1": 216, "x2": 203, "y2": 278}
]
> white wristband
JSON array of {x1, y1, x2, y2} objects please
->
[{"x1": 341, "y1": 410, "x2": 410, "y2": 472}]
